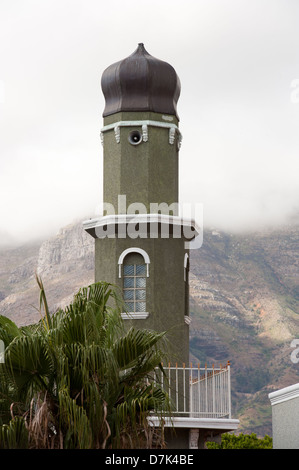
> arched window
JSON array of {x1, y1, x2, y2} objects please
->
[{"x1": 118, "y1": 248, "x2": 150, "y2": 319}]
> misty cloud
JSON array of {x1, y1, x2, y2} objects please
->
[{"x1": 0, "y1": 0, "x2": 299, "y2": 246}]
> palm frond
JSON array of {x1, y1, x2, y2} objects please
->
[
  {"x1": 0, "y1": 316, "x2": 22, "y2": 348},
  {"x1": 0, "y1": 416, "x2": 28, "y2": 449},
  {"x1": 58, "y1": 387, "x2": 92, "y2": 449},
  {"x1": 0, "y1": 279, "x2": 171, "y2": 449},
  {"x1": 113, "y1": 327, "x2": 167, "y2": 370},
  {"x1": 35, "y1": 274, "x2": 52, "y2": 331}
]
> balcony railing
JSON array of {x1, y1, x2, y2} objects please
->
[{"x1": 152, "y1": 362, "x2": 231, "y2": 419}]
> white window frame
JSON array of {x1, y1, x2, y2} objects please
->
[
  {"x1": 118, "y1": 247, "x2": 150, "y2": 278},
  {"x1": 118, "y1": 248, "x2": 150, "y2": 320},
  {"x1": 184, "y1": 253, "x2": 189, "y2": 282},
  {"x1": 184, "y1": 253, "x2": 191, "y2": 325}
]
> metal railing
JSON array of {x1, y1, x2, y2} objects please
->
[{"x1": 153, "y1": 362, "x2": 231, "y2": 419}]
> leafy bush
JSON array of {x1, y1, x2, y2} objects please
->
[{"x1": 206, "y1": 432, "x2": 272, "y2": 449}]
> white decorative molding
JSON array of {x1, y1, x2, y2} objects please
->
[
  {"x1": 83, "y1": 213, "x2": 200, "y2": 241},
  {"x1": 169, "y1": 127, "x2": 175, "y2": 144},
  {"x1": 142, "y1": 124, "x2": 148, "y2": 142},
  {"x1": 148, "y1": 416, "x2": 240, "y2": 430},
  {"x1": 178, "y1": 133, "x2": 183, "y2": 149},
  {"x1": 162, "y1": 115, "x2": 174, "y2": 122},
  {"x1": 100, "y1": 120, "x2": 182, "y2": 146},
  {"x1": 121, "y1": 312, "x2": 149, "y2": 320},
  {"x1": 269, "y1": 383, "x2": 299, "y2": 406},
  {"x1": 118, "y1": 247, "x2": 150, "y2": 278},
  {"x1": 114, "y1": 125, "x2": 120, "y2": 143}
]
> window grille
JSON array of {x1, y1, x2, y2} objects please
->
[{"x1": 123, "y1": 264, "x2": 147, "y2": 313}]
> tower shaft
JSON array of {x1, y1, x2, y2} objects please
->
[{"x1": 84, "y1": 44, "x2": 198, "y2": 366}]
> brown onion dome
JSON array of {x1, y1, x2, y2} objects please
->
[{"x1": 101, "y1": 43, "x2": 181, "y2": 120}]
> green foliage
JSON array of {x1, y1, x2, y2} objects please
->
[
  {"x1": 0, "y1": 278, "x2": 170, "y2": 449},
  {"x1": 0, "y1": 417, "x2": 29, "y2": 449},
  {"x1": 206, "y1": 432, "x2": 273, "y2": 449}
]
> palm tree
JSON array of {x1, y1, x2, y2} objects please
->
[{"x1": 0, "y1": 277, "x2": 170, "y2": 449}]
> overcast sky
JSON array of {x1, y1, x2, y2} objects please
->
[{"x1": 0, "y1": 0, "x2": 299, "y2": 246}]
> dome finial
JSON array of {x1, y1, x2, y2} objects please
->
[
  {"x1": 136, "y1": 43, "x2": 147, "y2": 55},
  {"x1": 101, "y1": 45, "x2": 181, "y2": 119}
]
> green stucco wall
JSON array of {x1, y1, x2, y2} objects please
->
[
  {"x1": 95, "y1": 235, "x2": 189, "y2": 366},
  {"x1": 102, "y1": 112, "x2": 179, "y2": 214}
]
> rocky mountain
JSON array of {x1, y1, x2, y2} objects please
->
[
  {"x1": 0, "y1": 220, "x2": 298, "y2": 437},
  {"x1": 0, "y1": 221, "x2": 94, "y2": 325},
  {"x1": 189, "y1": 226, "x2": 299, "y2": 436}
]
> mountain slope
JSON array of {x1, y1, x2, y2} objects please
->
[{"x1": 189, "y1": 226, "x2": 299, "y2": 435}]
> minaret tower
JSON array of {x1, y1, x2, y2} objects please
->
[{"x1": 84, "y1": 44, "x2": 199, "y2": 365}]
